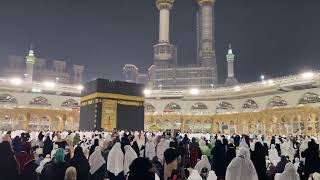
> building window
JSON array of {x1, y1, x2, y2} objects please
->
[
  {"x1": 243, "y1": 99, "x2": 258, "y2": 109},
  {"x1": 217, "y1": 101, "x2": 234, "y2": 110},
  {"x1": 269, "y1": 96, "x2": 287, "y2": 107},
  {"x1": 0, "y1": 94, "x2": 17, "y2": 104},
  {"x1": 191, "y1": 102, "x2": 208, "y2": 110},
  {"x1": 299, "y1": 92, "x2": 320, "y2": 104},
  {"x1": 30, "y1": 96, "x2": 51, "y2": 106}
]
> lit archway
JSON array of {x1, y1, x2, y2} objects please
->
[{"x1": 163, "y1": 102, "x2": 181, "y2": 113}]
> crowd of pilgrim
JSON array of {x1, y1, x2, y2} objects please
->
[{"x1": 0, "y1": 130, "x2": 320, "y2": 180}]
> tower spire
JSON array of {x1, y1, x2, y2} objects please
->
[
  {"x1": 26, "y1": 44, "x2": 36, "y2": 82},
  {"x1": 224, "y1": 43, "x2": 238, "y2": 85}
]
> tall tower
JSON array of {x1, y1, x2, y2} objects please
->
[
  {"x1": 25, "y1": 48, "x2": 35, "y2": 82},
  {"x1": 196, "y1": 0, "x2": 216, "y2": 68},
  {"x1": 153, "y1": 0, "x2": 177, "y2": 68},
  {"x1": 225, "y1": 44, "x2": 238, "y2": 86}
]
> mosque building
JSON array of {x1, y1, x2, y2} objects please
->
[{"x1": 0, "y1": 0, "x2": 319, "y2": 136}]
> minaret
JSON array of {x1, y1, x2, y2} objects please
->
[
  {"x1": 153, "y1": 0, "x2": 177, "y2": 68},
  {"x1": 225, "y1": 44, "x2": 238, "y2": 85},
  {"x1": 25, "y1": 47, "x2": 36, "y2": 82},
  {"x1": 196, "y1": 0, "x2": 216, "y2": 68}
]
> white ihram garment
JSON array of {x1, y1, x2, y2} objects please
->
[
  {"x1": 89, "y1": 146, "x2": 106, "y2": 174},
  {"x1": 274, "y1": 163, "x2": 300, "y2": 180},
  {"x1": 226, "y1": 148, "x2": 259, "y2": 180},
  {"x1": 187, "y1": 170, "x2": 203, "y2": 180},
  {"x1": 194, "y1": 155, "x2": 211, "y2": 174},
  {"x1": 269, "y1": 144, "x2": 280, "y2": 164},
  {"x1": 107, "y1": 142, "x2": 124, "y2": 176},
  {"x1": 124, "y1": 145, "x2": 138, "y2": 175},
  {"x1": 145, "y1": 140, "x2": 156, "y2": 160},
  {"x1": 207, "y1": 170, "x2": 218, "y2": 180}
]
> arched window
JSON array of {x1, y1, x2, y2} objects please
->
[
  {"x1": 191, "y1": 102, "x2": 208, "y2": 110},
  {"x1": 216, "y1": 101, "x2": 234, "y2": 110},
  {"x1": 243, "y1": 99, "x2": 258, "y2": 109},
  {"x1": 30, "y1": 96, "x2": 51, "y2": 106},
  {"x1": 61, "y1": 99, "x2": 79, "y2": 107},
  {"x1": 144, "y1": 103, "x2": 156, "y2": 113},
  {"x1": 0, "y1": 93, "x2": 17, "y2": 104},
  {"x1": 299, "y1": 92, "x2": 320, "y2": 104},
  {"x1": 164, "y1": 102, "x2": 181, "y2": 113},
  {"x1": 268, "y1": 96, "x2": 287, "y2": 107}
]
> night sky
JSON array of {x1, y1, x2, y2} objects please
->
[{"x1": 0, "y1": 0, "x2": 319, "y2": 83}]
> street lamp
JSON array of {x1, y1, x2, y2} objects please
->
[
  {"x1": 210, "y1": 84, "x2": 214, "y2": 89},
  {"x1": 159, "y1": 84, "x2": 162, "y2": 90}
]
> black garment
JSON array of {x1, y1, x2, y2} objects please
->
[
  {"x1": 0, "y1": 141, "x2": 20, "y2": 180},
  {"x1": 71, "y1": 146, "x2": 90, "y2": 180},
  {"x1": 89, "y1": 164, "x2": 107, "y2": 180},
  {"x1": 164, "y1": 147, "x2": 179, "y2": 164},
  {"x1": 55, "y1": 140, "x2": 67, "y2": 149},
  {"x1": 131, "y1": 141, "x2": 140, "y2": 157},
  {"x1": 251, "y1": 142, "x2": 268, "y2": 180},
  {"x1": 275, "y1": 156, "x2": 289, "y2": 174},
  {"x1": 234, "y1": 135, "x2": 240, "y2": 147},
  {"x1": 263, "y1": 143, "x2": 269, "y2": 157},
  {"x1": 40, "y1": 161, "x2": 68, "y2": 180},
  {"x1": 275, "y1": 144, "x2": 281, "y2": 156},
  {"x1": 211, "y1": 140, "x2": 227, "y2": 177},
  {"x1": 89, "y1": 139, "x2": 99, "y2": 157},
  {"x1": 226, "y1": 143, "x2": 236, "y2": 166},
  {"x1": 301, "y1": 141, "x2": 320, "y2": 177},
  {"x1": 21, "y1": 160, "x2": 38, "y2": 180},
  {"x1": 43, "y1": 136, "x2": 53, "y2": 156},
  {"x1": 128, "y1": 157, "x2": 155, "y2": 180}
]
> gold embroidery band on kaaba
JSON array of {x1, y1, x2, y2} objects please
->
[{"x1": 81, "y1": 92, "x2": 145, "y2": 102}]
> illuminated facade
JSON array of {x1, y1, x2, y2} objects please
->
[{"x1": 144, "y1": 71, "x2": 320, "y2": 135}]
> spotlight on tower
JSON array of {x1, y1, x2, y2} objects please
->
[
  {"x1": 143, "y1": 89, "x2": 152, "y2": 96},
  {"x1": 10, "y1": 78, "x2": 23, "y2": 86},
  {"x1": 260, "y1": 75, "x2": 265, "y2": 81},
  {"x1": 76, "y1": 85, "x2": 84, "y2": 91},
  {"x1": 43, "y1": 81, "x2": 56, "y2": 88},
  {"x1": 301, "y1": 72, "x2": 314, "y2": 79},
  {"x1": 190, "y1": 88, "x2": 200, "y2": 95},
  {"x1": 234, "y1": 86, "x2": 241, "y2": 91}
]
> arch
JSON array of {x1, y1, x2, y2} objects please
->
[
  {"x1": 13, "y1": 114, "x2": 27, "y2": 130},
  {"x1": 191, "y1": 102, "x2": 208, "y2": 110},
  {"x1": 40, "y1": 116, "x2": 51, "y2": 130},
  {"x1": 163, "y1": 102, "x2": 181, "y2": 113},
  {"x1": 144, "y1": 103, "x2": 156, "y2": 113},
  {"x1": 0, "y1": 115, "x2": 12, "y2": 130},
  {"x1": 299, "y1": 92, "x2": 320, "y2": 104},
  {"x1": 243, "y1": 99, "x2": 258, "y2": 109},
  {"x1": 50, "y1": 116, "x2": 62, "y2": 130},
  {"x1": 216, "y1": 101, "x2": 234, "y2": 110},
  {"x1": 30, "y1": 96, "x2": 51, "y2": 106},
  {"x1": 61, "y1": 99, "x2": 79, "y2": 107},
  {"x1": 268, "y1": 96, "x2": 287, "y2": 107},
  {"x1": 29, "y1": 115, "x2": 40, "y2": 130},
  {"x1": 0, "y1": 93, "x2": 17, "y2": 104}
]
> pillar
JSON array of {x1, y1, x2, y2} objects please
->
[{"x1": 26, "y1": 49, "x2": 35, "y2": 82}]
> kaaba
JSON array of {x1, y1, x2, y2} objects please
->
[{"x1": 80, "y1": 79, "x2": 145, "y2": 131}]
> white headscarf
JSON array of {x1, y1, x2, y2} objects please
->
[
  {"x1": 207, "y1": 170, "x2": 218, "y2": 180},
  {"x1": 187, "y1": 170, "x2": 202, "y2": 180},
  {"x1": 194, "y1": 155, "x2": 211, "y2": 174},
  {"x1": 124, "y1": 145, "x2": 138, "y2": 175},
  {"x1": 36, "y1": 154, "x2": 51, "y2": 173},
  {"x1": 308, "y1": 173, "x2": 320, "y2": 180},
  {"x1": 293, "y1": 157, "x2": 300, "y2": 171},
  {"x1": 107, "y1": 142, "x2": 124, "y2": 176},
  {"x1": 226, "y1": 148, "x2": 259, "y2": 180},
  {"x1": 89, "y1": 146, "x2": 106, "y2": 174},
  {"x1": 156, "y1": 138, "x2": 166, "y2": 164},
  {"x1": 277, "y1": 163, "x2": 300, "y2": 180},
  {"x1": 145, "y1": 139, "x2": 156, "y2": 160},
  {"x1": 269, "y1": 144, "x2": 280, "y2": 161}
]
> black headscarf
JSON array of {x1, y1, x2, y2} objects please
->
[
  {"x1": 71, "y1": 146, "x2": 90, "y2": 180},
  {"x1": 211, "y1": 139, "x2": 227, "y2": 177},
  {"x1": 0, "y1": 141, "x2": 20, "y2": 180},
  {"x1": 43, "y1": 136, "x2": 53, "y2": 156},
  {"x1": 251, "y1": 142, "x2": 268, "y2": 180},
  {"x1": 164, "y1": 141, "x2": 179, "y2": 164},
  {"x1": 275, "y1": 156, "x2": 289, "y2": 174},
  {"x1": 128, "y1": 157, "x2": 155, "y2": 180},
  {"x1": 89, "y1": 139, "x2": 99, "y2": 157},
  {"x1": 132, "y1": 141, "x2": 140, "y2": 157}
]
